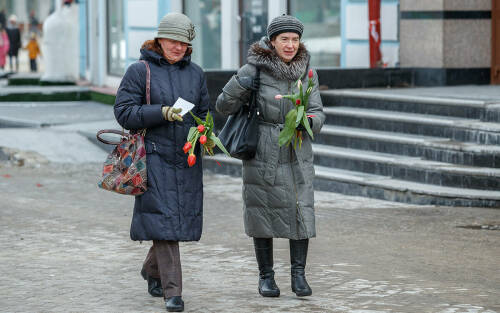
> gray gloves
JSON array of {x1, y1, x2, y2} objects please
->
[{"x1": 237, "y1": 75, "x2": 260, "y2": 91}]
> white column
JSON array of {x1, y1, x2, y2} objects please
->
[
  {"x1": 88, "y1": 0, "x2": 106, "y2": 86},
  {"x1": 54, "y1": 0, "x2": 61, "y2": 12},
  {"x1": 14, "y1": 0, "x2": 27, "y2": 25},
  {"x1": 170, "y1": 0, "x2": 183, "y2": 13},
  {"x1": 221, "y1": 0, "x2": 239, "y2": 69},
  {"x1": 268, "y1": 0, "x2": 287, "y2": 21},
  {"x1": 38, "y1": 0, "x2": 52, "y2": 21}
]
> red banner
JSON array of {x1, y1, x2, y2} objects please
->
[{"x1": 368, "y1": 0, "x2": 382, "y2": 68}]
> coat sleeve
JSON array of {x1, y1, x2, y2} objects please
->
[
  {"x1": 191, "y1": 71, "x2": 209, "y2": 119},
  {"x1": 305, "y1": 69, "x2": 325, "y2": 134},
  {"x1": 215, "y1": 64, "x2": 256, "y2": 116},
  {"x1": 114, "y1": 62, "x2": 165, "y2": 130}
]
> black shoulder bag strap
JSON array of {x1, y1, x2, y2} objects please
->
[{"x1": 249, "y1": 67, "x2": 261, "y2": 116}]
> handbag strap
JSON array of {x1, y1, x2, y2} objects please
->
[
  {"x1": 138, "y1": 60, "x2": 151, "y2": 105},
  {"x1": 249, "y1": 67, "x2": 260, "y2": 111},
  {"x1": 96, "y1": 129, "x2": 132, "y2": 145},
  {"x1": 97, "y1": 61, "x2": 150, "y2": 145},
  {"x1": 134, "y1": 60, "x2": 151, "y2": 136}
]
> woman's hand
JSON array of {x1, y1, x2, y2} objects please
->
[
  {"x1": 296, "y1": 117, "x2": 312, "y2": 131},
  {"x1": 162, "y1": 106, "x2": 183, "y2": 122}
]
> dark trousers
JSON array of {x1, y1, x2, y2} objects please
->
[
  {"x1": 30, "y1": 59, "x2": 37, "y2": 72},
  {"x1": 8, "y1": 54, "x2": 18, "y2": 72},
  {"x1": 142, "y1": 240, "x2": 182, "y2": 298}
]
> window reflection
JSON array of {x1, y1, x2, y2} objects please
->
[
  {"x1": 240, "y1": 0, "x2": 267, "y2": 65},
  {"x1": 289, "y1": 0, "x2": 341, "y2": 67},
  {"x1": 107, "y1": 0, "x2": 125, "y2": 76},
  {"x1": 184, "y1": 0, "x2": 221, "y2": 69}
]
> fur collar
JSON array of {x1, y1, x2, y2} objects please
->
[{"x1": 247, "y1": 37, "x2": 310, "y2": 81}]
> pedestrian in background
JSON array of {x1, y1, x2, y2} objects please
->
[
  {"x1": 6, "y1": 15, "x2": 21, "y2": 73},
  {"x1": 216, "y1": 15, "x2": 325, "y2": 298},
  {"x1": 0, "y1": 9, "x2": 6, "y2": 30},
  {"x1": 24, "y1": 32, "x2": 41, "y2": 72},
  {"x1": 114, "y1": 12, "x2": 208, "y2": 313},
  {"x1": 29, "y1": 10, "x2": 39, "y2": 36},
  {"x1": 0, "y1": 25, "x2": 9, "y2": 71}
]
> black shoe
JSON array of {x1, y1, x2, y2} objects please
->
[
  {"x1": 290, "y1": 239, "x2": 312, "y2": 297},
  {"x1": 141, "y1": 268, "x2": 163, "y2": 297},
  {"x1": 165, "y1": 296, "x2": 184, "y2": 312},
  {"x1": 254, "y1": 238, "x2": 280, "y2": 297}
]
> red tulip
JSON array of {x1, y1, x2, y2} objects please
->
[
  {"x1": 308, "y1": 69, "x2": 313, "y2": 79},
  {"x1": 183, "y1": 142, "x2": 192, "y2": 154},
  {"x1": 197, "y1": 124, "x2": 205, "y2": 133},
  {"x1": 187, "y1": 154, "x2": 196, "y2": 167},
  {"x1": 199, "y1": 135, "x2": 207, "y2": 145},
  {"x1": 296, "y1": 99, "x2": 301, "y2": 105}
]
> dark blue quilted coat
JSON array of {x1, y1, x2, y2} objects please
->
[{"x1": 114, "y1": 48, "x2": 209, "y2": 241}]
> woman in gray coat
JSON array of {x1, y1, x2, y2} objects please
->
[{"x1": 216, "y1": 15, "x2": 325, "y2": 298}]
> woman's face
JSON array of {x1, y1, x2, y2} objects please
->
[
  {"x1": 158, "y1": 38, "x2": 189, "y2": 64},
  {"x1": 270, "y1": 32, "x2": 300, "y2": 63}
]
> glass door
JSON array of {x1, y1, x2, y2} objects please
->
[
  {"x1": 289, "y1": 0, "x2": 341, "y2": 67},
  {"x1": 239, "y1": 0, "x2": 268, "y2": 65}
]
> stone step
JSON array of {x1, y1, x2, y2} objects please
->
[
  {"x1": 324, "y1": 107, "x2": 500, "y2": 145},
  {"x1": 312, "y1": 144, "x2": 500, "y2": 190},
  {"x1": 202, "y1": 154, "x2": 500, "y2": 207},
  {"x1": 0, "y1": 101, "x2": 115, "y2": 128},
  {"x1": 0, "y1": 85, "x2": 91, "y2": 102},
  {"x1": 320, "y1": 89, "x2": 500, "y2": 122},
  {"x1": 317, "y1": 125, "x2": 500, "y2": 168}
]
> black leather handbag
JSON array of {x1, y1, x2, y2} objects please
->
[{"x1": 219, "y1": 68, "x2": 261, "y2": 160}]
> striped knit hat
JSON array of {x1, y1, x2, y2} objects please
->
[{"x1": 267, "y1": 14, "x2": 304, "y2": 40}]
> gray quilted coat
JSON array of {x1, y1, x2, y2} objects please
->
[{"x1": 216, "y1": 37, "x2": 325, "y2": 240}]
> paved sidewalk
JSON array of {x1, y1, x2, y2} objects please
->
[
  {"x1": 0, "y1": 87, "x2": 498, "y2": 312},
  {"x1": 0, "y1": 161, "x2": 498, "y2": 313}
]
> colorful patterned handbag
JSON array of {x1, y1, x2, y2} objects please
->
[{"x1": 96, "y1": 60, "x2": 150, "y2": 196}]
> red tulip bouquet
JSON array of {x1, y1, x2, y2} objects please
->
[
  {"x1": 275, "y1": 69, "x2": 315, "y2": 149},
  {"x1": 183, "y1": 111, "x2": 230, "y2": 167}
]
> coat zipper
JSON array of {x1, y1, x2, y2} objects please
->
[{"x1": 167, "y1": 66, "x2": 182, "y2": 228}]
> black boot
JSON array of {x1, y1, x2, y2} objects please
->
[
  {"x1": 141, "y1": 268, "x2": 163, "y2": 297},
  {"x1": 290, "y1": 239, "x2": 312, "y2": 297},
  {"x1": 253, "y1": 238, "x2": 280, "y2": 297},
  {"x1": 165, "y1": 296, "x2": 184, "y2": 312}
]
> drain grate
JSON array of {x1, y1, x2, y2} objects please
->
[{"x1": 457, "y1": 223, "x2": 500, "y2": 231}]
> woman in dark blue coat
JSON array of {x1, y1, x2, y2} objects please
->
[{"x1": 114, "y1": 13, "x2": 208, "y2": 313}]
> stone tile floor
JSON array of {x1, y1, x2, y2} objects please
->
[{"x1": 0, "y1": 161, "x2": 498, "y2": 313}]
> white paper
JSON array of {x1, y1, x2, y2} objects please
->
[{"x1": 173, "y1": 97, "x2": 195, "y2": 116}]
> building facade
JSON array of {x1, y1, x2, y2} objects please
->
[{"x1": 78, "y1": 0, "x2": 400, "y2": 88}]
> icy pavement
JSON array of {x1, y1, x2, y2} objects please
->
[{"x1": 0, "y1": 163, "x2": 498, "y2": 312}]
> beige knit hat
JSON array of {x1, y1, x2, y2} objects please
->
[{"x1": 156, "y1": 13, "x2": 195, "y2": 44}]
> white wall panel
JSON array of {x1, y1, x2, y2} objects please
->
[
  {"x1": 346, "y1": 4, "x2": 367, "y2": 40},
  {"x1": 381, "y1": 44, "x2": 399, "y2": 66},
  {"x1": 381, "y1": 4, "x2": 398, "y2": 41},
  {"x1": 345, "y1": 44, "x2": 369, "y2": 67},
  {"x1": 345, "y1": 43, "x2": 399, "y2": 68},
  {"x1": 128, "y1": 30, "x2": 156, "y2": 59},
  {"x1": 128, "y1": 0, "x2": 158, "y2": 28},
  {"x1": 345, "y1": 3, "x2": 398, "y2": 41}
]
